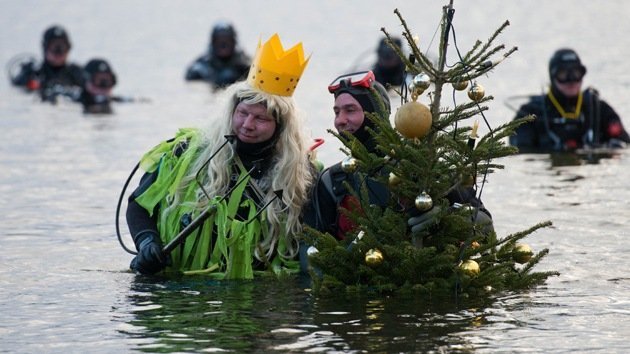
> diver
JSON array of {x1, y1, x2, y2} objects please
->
[
  {"x1": 371, "y1": 36, "x2": 406, "y2": 89},
  {"x1": 510, "y1": 48, "x2": 630, "y2": 152},
  {"x1": 184, "y1": 22, "x2": 251, "y2": 88},
  {"x1": 80, "y1": 58, "x2": 118, "y2": 114},
  {"x1": 9, "y1": 25, "x2": 84, "y2": 104}
]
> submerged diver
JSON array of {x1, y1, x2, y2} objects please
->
[
  {"x1": 9, "y1": 25, "x2": 84, "y2": 103},
  {"x1": 510, "y1": 48, "x2": 630, "y2": 152},
  {"x1": 185, "y1": 22, "x2": 251, "y2": 88}
]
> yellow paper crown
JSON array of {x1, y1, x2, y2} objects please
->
[{"x1": 247, "y1": 33, "x2": 310, "y2": 97}]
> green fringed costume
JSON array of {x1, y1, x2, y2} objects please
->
[{"x1": 134, "y1": 128, "x2": 298, "y2": 279}]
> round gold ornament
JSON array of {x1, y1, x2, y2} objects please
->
[
  {"x1": 471, "y1": 241, "x2": 480, "y2": 249},
  {"x1": 452, "y1": 79, "x2": 468, "y2": 91},
  {"x1": 460, "y1": 259, "x2": 480, "y2": 276},
  {"x1": 394, "y1": 101, "x2": 432, "y2": 139},
  {"x1": 513, "y1": 243, "x2": 533, "y2": 264},
  {"x1": 468, "y1": 82, "x2": 485, "y2": 102},
  {"x1": 414, "y1": 192, "x2": 433, "y2": 211},
  {"x1": 365, "y1": 248, "x2": 384, "y2": 267},
  {"x1": 341, "y1": 156, "x2": 358, "y2": 173},
  {"x1": 388, "y1": 172, "x2": 401, "y2": 187}
]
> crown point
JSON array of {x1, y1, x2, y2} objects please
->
[{"x1": 247, "y1": 33, "x2": 310, "y2": 97}]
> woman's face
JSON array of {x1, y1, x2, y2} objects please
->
[
  {"x1": 231, "y1": 101, "x2": 277, "y2": 143},
  {"x1": 333, "y1": 93, "x2": 365, "y2": 134}
]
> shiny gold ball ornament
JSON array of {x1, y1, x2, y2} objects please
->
[
  {"x1": 460, "y1": 259, "x2": 480, "y2": 276},
  {"x1": 452, "y1": 79, "x2": 468, "y2": 91},
  {"x1": 388, "y1": 172, "x2": 401, "y2": 187},
  {"x1": 467, "y1": 82, "x2": 485, "y2": 102},
  {"x1": 394, "y1": 101, "x2": 432, "y2": 139},
  {"x1": 365, "y1": 248, "x2": 384, "y2": 267},
  {"x1": 411, "y1": 73, "x2": 431, "y2": 95},
  {"x1": 340, "y1": 156, "x2": 358, "y2": 173},
  {"x1": 513, "y1": 243, "x2": 533, "y2": 264},
  {"x1": 414, "y1": 192, "x2": 433, "y2": 211}
]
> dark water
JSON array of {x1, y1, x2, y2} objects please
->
[{"x1": 2, "y1": 1, "x2": 630, "y2": 353}]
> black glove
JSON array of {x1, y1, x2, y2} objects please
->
[
  {"x1": 130, "y1": 231, "x2": 169, "y2": 275},
  {"x1": 408, "y1": 206, "x2": 442, "y2": 233}
]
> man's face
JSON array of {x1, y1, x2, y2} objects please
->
[
  {"x1": 333, "y1": 93, "x2": 365, "y2": 134},
  {"x1": 45, "y1": 38, "x2": 69, "y2": 67},
  {"x1": 232, "y1": 102, "x2": 277, "y2": 143}
]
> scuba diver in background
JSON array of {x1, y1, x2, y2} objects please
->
[
  {"x1": 9, "y1": 25, "x2": 84, "y2": 103},
  {"x1": 185, "y1": 22, "x2": 251, "y2": 88},
  {"x1": 510, "y1": 48, "x2": 630, "y2": 153},
  {"x1": 371, "y1": 36, "x2": 406, "y2": 89},
  {"x1": 80, "y1": 58, "x2": 117, "y2": 114}
]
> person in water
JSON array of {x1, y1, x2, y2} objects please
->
[
  {"x1": 126, "y1": 34, "x2": 314, "y2": 277},
  {"x1": 371, "y1": 36, "x2": 406, "y2": 89},
  {"x1": 10, "y1": 25, "x2": 84, "y2": 103},
  {"x1": 185, "y1": 21, "x2": 251, "y2": 88},
  {"x1": 301, "y1": 70, "x2": 492, "y2": 270},
  {"x1": 80, "y1": 58, "x2": 117, "y2": 114},
  {"x1": 510, "y1": 48, "x2": 630, "y2": 152}
]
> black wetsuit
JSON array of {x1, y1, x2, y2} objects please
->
[
  {"x1": 510, "y1": 86, "x2": 630, "y2": 153},
  {"x1": 11, "y1": 60, "x2": 83, "y2": 103},
  {"x1": 126, "y1": 136, "x2": 279, "y2": 272},
  {"x1": 185, "y1": 50, "x2": 250, "y2": 88},
  {"x1": 372, "y1": 61, "x2": 406, "y2": 88}
]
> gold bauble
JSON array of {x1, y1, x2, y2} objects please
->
[
  {"x1": 388, "y1": 172, "x2": 401, "y2": 187},
  {"x1": 452, "y1": 79, "x2": 468, "y2": 91},
  {"x1": 365, "y1": 248, "x2": 384, "y2": 267},
  {"x1": 468, "y1": 82, "x2": 485, "y2": 102},
  {"x1": 471, "y1": 241, "x2": 480, "y2": 249},
  {"x1": 414, "y1": 192, "x2": 433, "y2": 211},
  {"x1": 341, "y1": 156, "x2": 358, "y2": 173},
  {"x1": 460, "y1": 259, "x2": 480, "y2": 276},
  {"x1": 513, "y1": 243, "x2": 533, "y2": 264},
  {"x1": 394, "y1": 101, "x2": 432, "y2": 139}
]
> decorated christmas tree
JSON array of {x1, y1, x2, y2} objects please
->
[{"x1": 303, "y1": 3, "x2": 559, "y2": 297}]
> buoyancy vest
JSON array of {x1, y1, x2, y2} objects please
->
[{"x1": 134, "y1": 128, "x2": 298, "y2": 278}]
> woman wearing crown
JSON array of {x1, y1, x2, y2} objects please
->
[{"x1": 125, "y1": 34, "x2": 315, "y2": 278}]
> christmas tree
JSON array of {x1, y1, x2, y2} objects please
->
[{"x1": 302, "y1": 3, "x2": 559, "y2": 297}]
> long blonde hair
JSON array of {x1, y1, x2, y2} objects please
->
[{"x1": 169, "y1": 81, "x2": 314, "y2": 261}]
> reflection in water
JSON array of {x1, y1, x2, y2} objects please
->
[
  {"x1": 124, "y1": 276, "x2": 312, "y2": 352},
  {"x1": 122, "y1": 275, "x2": 499, "y2": 353},
  {"x1": 549, "y1": 149, "x2": 621, "y2": 168}
]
